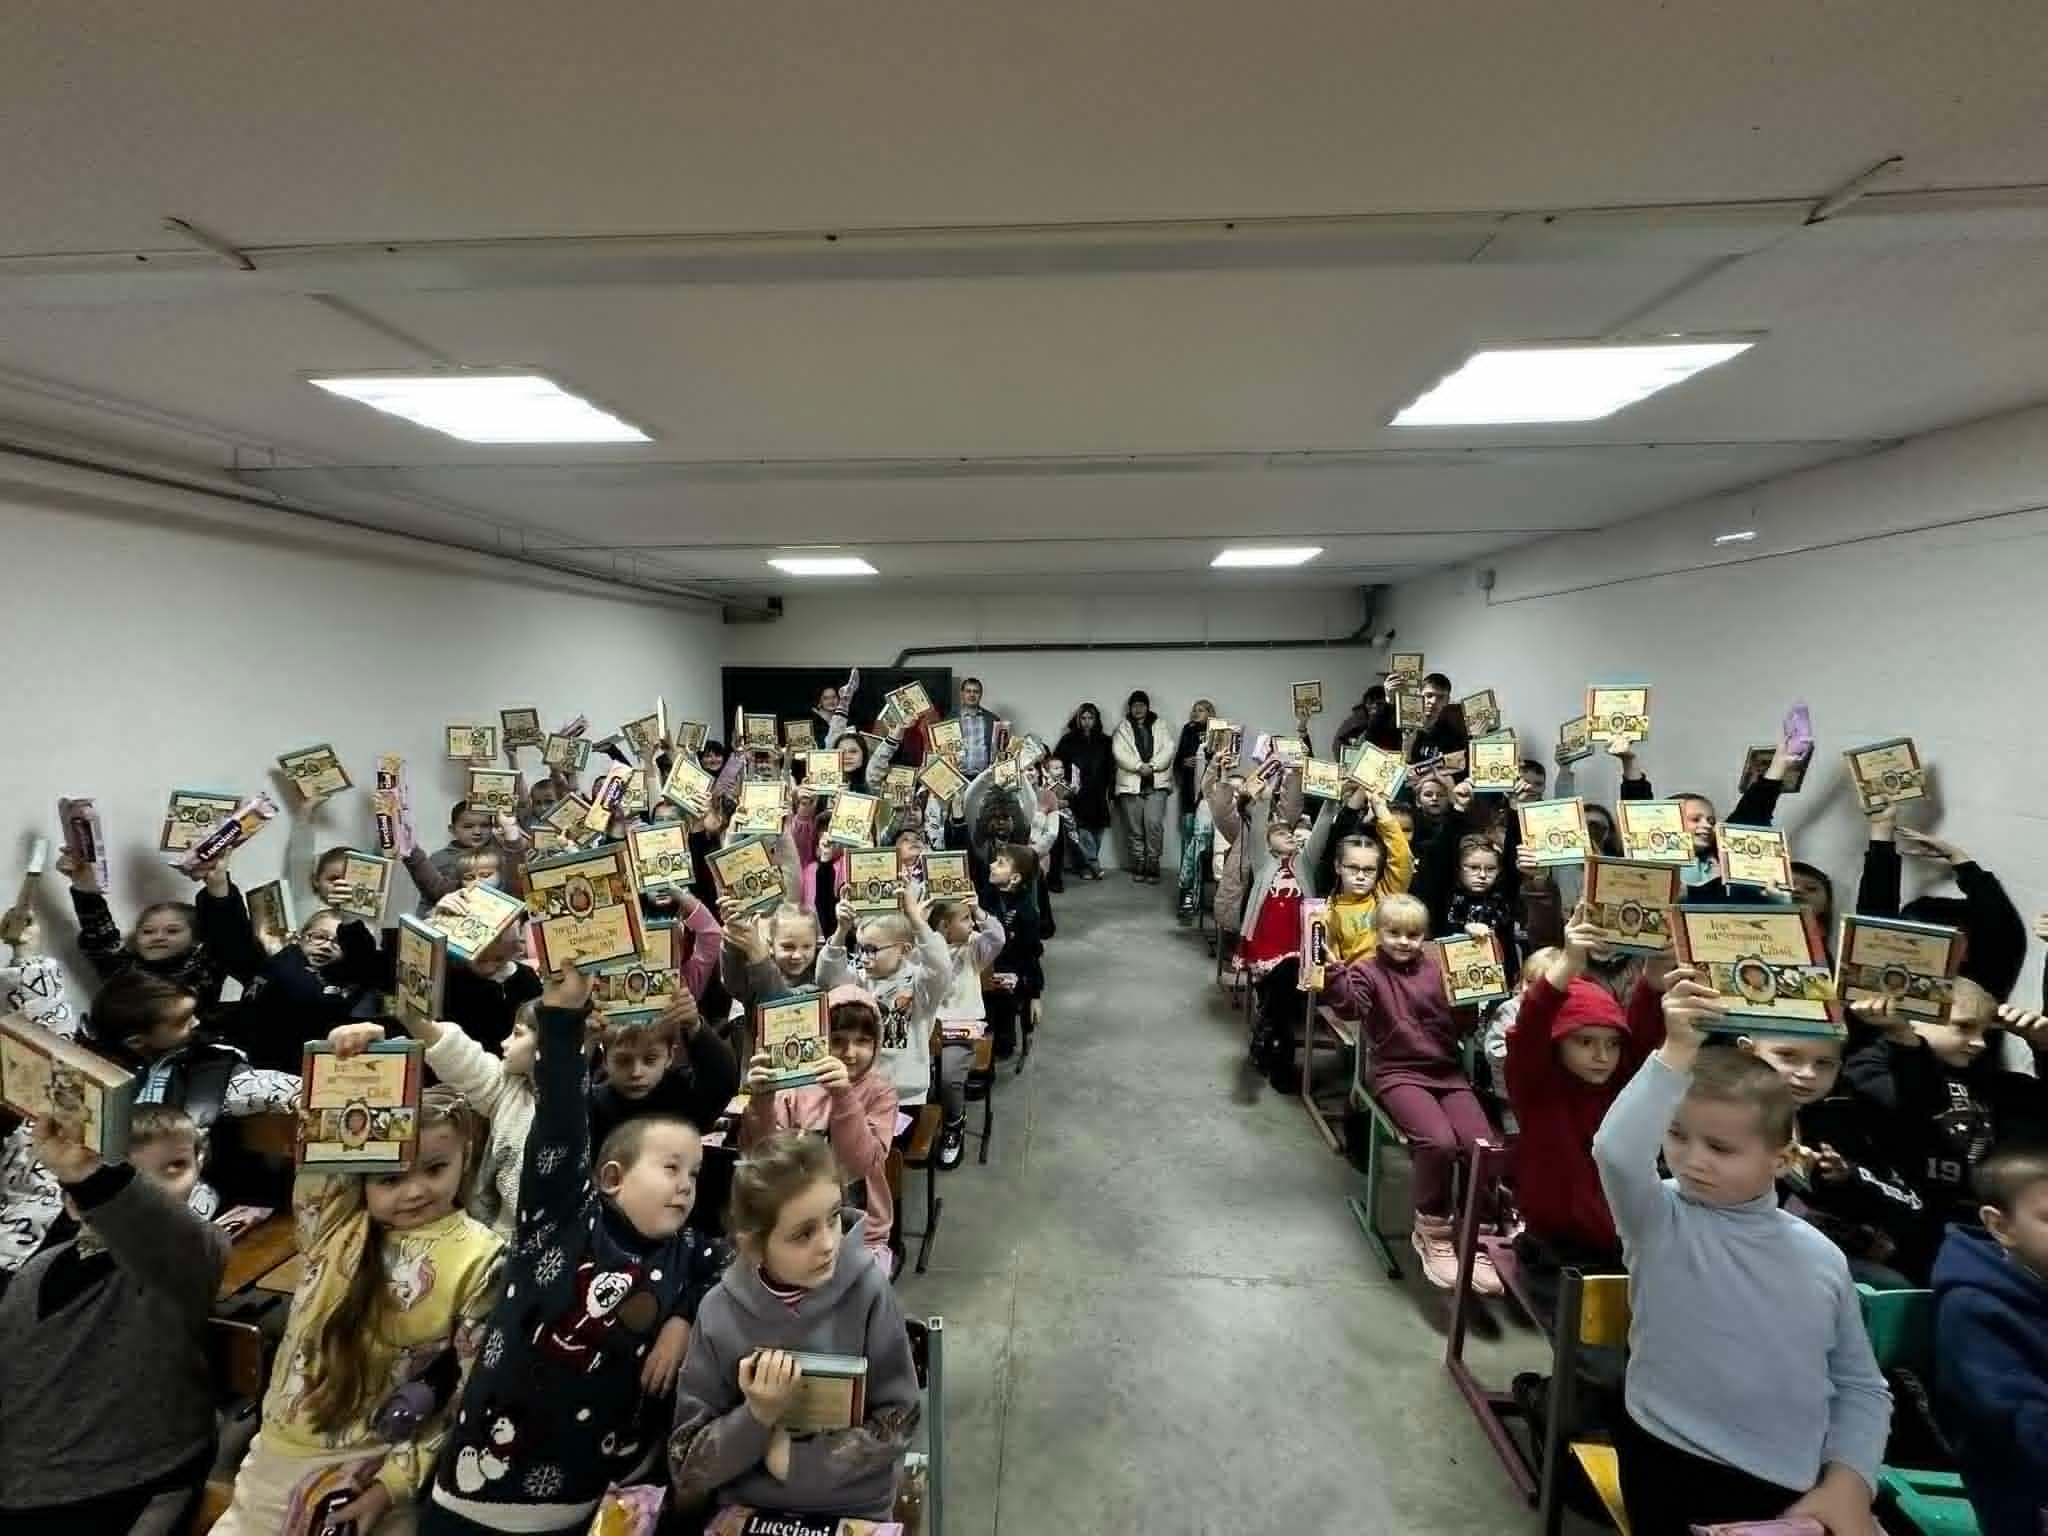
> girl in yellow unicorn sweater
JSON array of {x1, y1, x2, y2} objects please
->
[{"x1": 214, "y1": 1084, "x2": 505, "y2": 1536}]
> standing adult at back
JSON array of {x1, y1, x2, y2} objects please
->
[
  {"x1": 1111, "y1": 690, "x2": 1175, "y2": 883},
  {"x1": 1055, "y1": 703, "x2": 1114, "y2": 881},
  {"x1": 954, "y1": 676, "x2": 997, "y2": 777}
]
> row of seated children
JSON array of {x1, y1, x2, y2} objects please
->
[
  {"x1": 2, "y1": 953, "x2": 922, "y2": 1536},
  {"x1": 1205, "y1": 686, "x2": 2047, "y2": 1536}
]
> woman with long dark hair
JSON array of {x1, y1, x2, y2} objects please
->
[{"x1": 1053, "y1": 702, "x2": 1113, "y2": 880}]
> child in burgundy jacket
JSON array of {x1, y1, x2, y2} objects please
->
[
  {"x1": 1506, "y1": 911, "x2": 1667, "y2": 1320},
  {"x1": 1325, "y1": 893, "x2": 1498, "y2": 1294}
]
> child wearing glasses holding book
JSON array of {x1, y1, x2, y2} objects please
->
[{"x1": 817, "y1": 893, "x2": 952, "y2": 1112}]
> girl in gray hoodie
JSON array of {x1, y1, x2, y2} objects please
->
[{"x1": 668, "y1": 1132, "x2": 920, "y2": 1522}]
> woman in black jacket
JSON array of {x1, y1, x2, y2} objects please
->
[
  {"x1": 1173, "y1": 700, "x2": 1217, "y2": 922},
  {"x1": 1054, "y1": 701, "x2": 1114, "y2": 881}
]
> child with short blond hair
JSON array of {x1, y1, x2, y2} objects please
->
[{"x1": 1325, "y1": 893, "x2": 1499, "y2": 1293}]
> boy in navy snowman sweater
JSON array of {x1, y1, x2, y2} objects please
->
[{"x1": 423, "y1": 965, "x2": 729, "y2": 1536}]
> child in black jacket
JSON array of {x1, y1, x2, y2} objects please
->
[
  {"x1": 1740, "y1": 1030, "x2": 1930, "y2": 1285},
  {"x1": 978, "y1": 843, "x2": 1045, "y2": 1059},
  {"x1": 196, "y1": 865, "x2": 378, "y2": 1073},
  {"x1": 421, "y1": 966, "x2": 729, "y2": 1534},
  {"x1": 1845, "y1": 983, "x2": 2048, "y2": 1280}
]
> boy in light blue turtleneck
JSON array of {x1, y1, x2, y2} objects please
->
[{"x1": 1592, "y1": 970, "x2": 1891, "y2": 1536}]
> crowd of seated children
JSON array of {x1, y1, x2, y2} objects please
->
[
  {"x1": 0, "y1": 672, "x2": 1093, "y2": 1533},
  {"x1": 1182, "y1": 671, "x2": 2048, "y2": 1535}
]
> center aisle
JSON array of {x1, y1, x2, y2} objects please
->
[{"x1": 897, "y1": 877, "x2": 1541, "y2": 1536}]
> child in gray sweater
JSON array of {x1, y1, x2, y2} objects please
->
[
  {"x1": 668, "y1": 1131, "x2": 919, "y2": 1521},
  {"x1": 0, "y1": 1105, "x2": 228, "y2": 1535},
  {"x1": 1592, "y1": 971, "x2": 1891, "y2": 1536}
]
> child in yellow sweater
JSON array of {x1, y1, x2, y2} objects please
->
[
  {"x1": 213, "y1": 1086, "x2": 505, "y2": 1536},
  {"x1": 1306, "y1": 789, "x2": 1413, "y2": 964}
]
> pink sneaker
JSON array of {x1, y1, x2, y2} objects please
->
[{"x1": 1411, "y1": 1215, "x2": 1460, "y2": 1290}]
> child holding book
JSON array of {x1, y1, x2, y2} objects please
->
[
  {"x1": 1843, "y1": 980, "x2": 2048, "y2": 1278},
  {"x1": 87, "y1": 971, "x2": 299, "y2": 1125},
  {"x1": 668, "y1": 1132, "x2": 920, "y2": 1522},
  {"x1": 934, "y1": 897, "x2": 1006, "y2": 1165},
  {"x1": 817, "y1": 892, "x2": 953, "y2": 1111},
  {"x1": 1212, "y1": 757, "x2": 1306, "y2": 1076},
  {"x1": 741, "y1": 986, "x2": 898, "y2": 1267},
  {"x1": 1325, "y1": 894, "x2": 1500, "y2": 1292},
  {"x1": 0, "y1": 1106, "x2": 228, "y2": 1536},
  {"x1": 417, "y1": 799, "x2": 517, "y2": 914},
  {"x1": 589, "y1": 993, "x2": 740, "y2": 1149},
  {"x1": 1932, "y1": 1142, "x2": 2048, "y2": 1536},
  {"x1": 1305, "y1": 791, "x2": 1410, "y2": 966},
  {"x1": 57, "y1": 849, "x2": 225, "y2": 1006},
  {"x1": 372, "y1": 1004, "x2": 542, "y2": 1242},
  {"x1": 1738, "y1": 1025, "x2": 1928, "y2": 1286},
  {"x1": 433, "y1": 901, "x2": 544, "y2": 1055},
  {"x1": 1592, "y1": 971, "x2": 1890, "y2": 1536},
  {"x1": 212, "y1": 1085, "x2": 504, "y2": 1536},
  {"x1": 198, "y1": 861, "x2": 379, "y2": 1072},
  {"x1": 719, "y1": 903, "x2": 821, "y2": 1014},
  {"x1": 414, "y1": 964, "x2": 728, "y2": 1535},
  {"x1": 1505, "y1": 909, "x2": 1667, "y2": 1315}
]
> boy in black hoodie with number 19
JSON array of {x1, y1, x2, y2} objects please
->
[{"x1": 419, "y1": 964, "x2": 729, "y2": 1536}]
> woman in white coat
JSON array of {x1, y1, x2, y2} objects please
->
[{"x1": 1110, "y1": 689, "x2": 1177, "y2": 883}]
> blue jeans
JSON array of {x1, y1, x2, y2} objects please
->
[{"x1": 1068, "y1": 825, "x2": 1102, "y2": 873}]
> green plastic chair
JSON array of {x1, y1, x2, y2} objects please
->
[{"x1": 1854, "y1": 1286, "x2": 1979, "y2": 1536}]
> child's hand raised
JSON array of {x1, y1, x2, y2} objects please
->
[
  {"x1": 55, "y1": 850, "x2": 99, "y2": 894},
  {"x1": 1463, "y1": 921, "x2": 1492, "y2": 940},
  {"x1": 661, "y1": 990, "x2": 702, "y2": 1037},
  {"x1": 327, "y1": 1021, "x2": 388, "y2": 1059},
  {"x1": 542, "y1": 961, "x2": 591, "y2": 1012},
  {"x1": 1659, "y1": 968, "x2": 1724, "y2": 1049},
  {"x1": 901, "y1": 888, "x2": 933, "y2": 929},
  {"x1": 1848, "y1": 995, "x2": 1915, "y2": 1043},
  {"x1": 739, "y1": 1349, "x2": 805, "y2": 1427},
  {"x1": 30, "y1": 1118, "x2": 99, "y2": 1185},
  {"x1": 744, "y1": 1051, "x2": 778, "y2": 1094},
  {"x1": 1897, "y1": 828, "x2": 1967, "y2": 866},
  {"x1": 1995, "y1": 1002, "x2": 2048, "y2": 1048},
  {"x1": 1450, "y1": 779, "x2": 1475, "y2": 814}
]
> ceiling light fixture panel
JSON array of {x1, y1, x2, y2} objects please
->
[
  {"x1": 1211, "y1": 546, "x2": 1324, "y2": 568},
  {"x1": 1390, "y1": 340, "x2": 1756, "y2": 426},
  {"x1": 767, "y1": 555, "x2": 879, "y2": 576},
  {"x1": 308, "y1": 371, "x2": 651, "y2": 443}
]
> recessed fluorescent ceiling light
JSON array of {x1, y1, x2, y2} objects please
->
[
  {"x1": 1390, "y1": 342, "x2": 1754, "y2": 426},
  {"x1": 1211, "y1": 546, "x2": 1324, "y2": 568},
  {"x1": 307, "y1": 373, "x2": 650, "y2": 443},
  {"x1": 1713, "y1": 529, "x2": 1759, "y2": 545},
  {"x1": 767, "y1": 556, "x2": 879, "y2": 576}
]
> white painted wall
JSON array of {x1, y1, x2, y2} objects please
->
[
  {"x1": 2, "y1": 472, "x2": 721, "y2": 1011},
  {"x1": 1383, "y1": 403, "x2": 2048, "y2": 1000}
]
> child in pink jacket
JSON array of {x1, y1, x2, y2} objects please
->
[{"x1": 739, "y1": 984, "x2": 898, "y2": 1268}]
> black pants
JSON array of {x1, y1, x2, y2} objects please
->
[
  {"x1": 1614, "y1": 1406, "x2": 1802, "y2": 1536},
  {"x1": 7, "y1": 1443, "x2": 211, "y2": 1536}
]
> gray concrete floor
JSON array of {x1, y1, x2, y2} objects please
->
[{"x1": 897, "y1": 877, "x2": 1562, "y2": 1536}]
